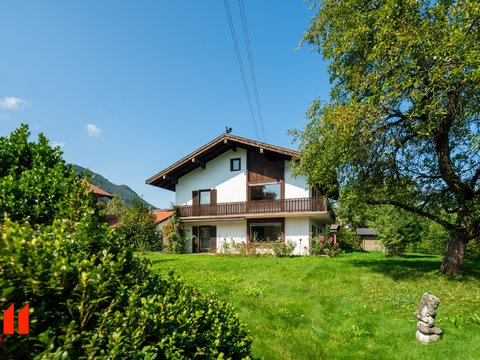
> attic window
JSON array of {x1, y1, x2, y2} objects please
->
[{"x1": 230, "y1": 158, "x2": 241, "y2": 171}]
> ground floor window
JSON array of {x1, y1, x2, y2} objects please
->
[{"x1": 249, "y1": 222, "x2": 282, "y2": 242}]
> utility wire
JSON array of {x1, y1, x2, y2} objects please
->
[
  {"x1": 238, "y1": 0, "x2": 266, "y2": 141},
  {"x1": 223, "y1": 0, "x2": 261, "y2": 140}
]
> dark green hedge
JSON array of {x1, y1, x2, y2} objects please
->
[{"x1": 0, "y1": 219, "x2": 252, "y2": 359}]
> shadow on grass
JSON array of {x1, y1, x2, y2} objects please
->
[
  {"x1": 351, "y1": 254, "x2": 480, "y2": 281},
  {"x1": 149, "y1": 258, "x2": 179, "y2": 266}
]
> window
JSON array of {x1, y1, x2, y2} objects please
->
[
  {"x1": 250, "y1": 183, "x2": 281, "y2": 201},
  {"x1": 250, "y1": 222, "x2": 282, "y2": 242},
  {"x1": 230, "y1": 158, "x2": 241, "y2": 171},
  {"x1": 199, "y1": 190, "x2": 211, "y2": 205}
]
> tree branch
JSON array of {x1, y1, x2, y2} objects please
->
[
  {"x1": 435, "y1": 115, "x2": 473, "y2": 198},
  {"x1": 366, "y1": 199, "x2": 455, "y2": 230},
  {"x1": 470, "y1": 167, "x2": 480, "y2": 193}
]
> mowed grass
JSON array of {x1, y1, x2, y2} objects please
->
[{"x1": 145, "y1": 252, "x2": 480, "y2": 360}]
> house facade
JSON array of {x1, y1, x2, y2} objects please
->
[{"x1": 146, "y1": 134, "x2": 334, "y2": 254}]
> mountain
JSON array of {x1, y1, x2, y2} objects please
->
[{"x1": 73, "y1": 164, "x2": 155, "y2": 208}]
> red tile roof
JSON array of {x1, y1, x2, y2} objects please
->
[
  {"x1": 88, "y1": 183, "x2": 114, "y2": 198},
  {"x1": 152, "y1": 210, "x2": 173, "y2": 223}
]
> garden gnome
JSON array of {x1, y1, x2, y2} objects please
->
[{"x1": 413, "y1": 293, "x2": 443, "y2": 343}]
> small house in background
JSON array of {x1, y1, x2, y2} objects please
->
[
  {"x1": 356, "y1": 228, "x2": 385, "y2": 252},
  {"x1": 152, "y1": 210, "x2": 174, "y2": 231},
  {"x1": 105, "y1": 209, "x2": 173, "y2": 229},
  {"x1": 88, "y1": 183, "x2": 113, "y2": 200}
]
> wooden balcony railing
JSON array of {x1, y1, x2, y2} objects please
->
[{"x1": 177, "y1": 197, "x2": 327, "y2": 218}]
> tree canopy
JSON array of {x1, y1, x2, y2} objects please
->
[
  {"x1": 0, "y1": 124, "x2": 97, "y2": 226},
  {"x1": 293, "y1": 0, "x2": 479, "y2": 274}
]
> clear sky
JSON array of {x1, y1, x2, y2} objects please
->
[{"x1": 0, "y1": 1, "x2": 331, "y2": 208}]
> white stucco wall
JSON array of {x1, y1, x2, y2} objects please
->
[
  {"x1": 284, "y1": 217, "x2": 310, "y2": 255},
  {"x1": 284, "y1": 160, "x2": 309, "y2": 199},
  {"x1": 176, "y1": 149, "x2": 247, "y2": 205}
]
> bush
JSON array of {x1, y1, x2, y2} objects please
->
[
  {"x1": 309, "y1": 236, "x2": 342, "y2": 257},
  {"x1": 272, "y1": 240, "x2": 296, "y2": 257},
  {"x1": 162, "y1": 209, "x2": 188, "y2": 254},
  {"x1": 114, "y1": 198, "x2": 162, "y2": 252},
  {"x1": 336, "y1": 228, "x2": 362, "y2": 250},
  {"x1": 466, "y1": 238, "x2": 480, "y2": 260},
  {"x1": 0, "y1": 219, "x2": 252, "y2": 359}
]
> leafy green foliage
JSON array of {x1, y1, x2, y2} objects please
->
[
  {"x1": 271, "y1": 240, "x2": 296, "y2": 257},
  {"x1": 104, "y1": 195, "x2": 128, "y2": 218},
  {"x1": 162, "y1": 209, "x2": 187, "y2": 253},
  {"x1": 367, "y1": 206, "x2": 422, "y2": 256},
  {"x1": 0, "y1": 124, "x2": 97, "y2": 227},
  {"x1": 113, "y1": 198, "x2": 162, "y2": 251},
  {"x1": 336, "y1": 228, "x2": 362, "y2": 250},
  {"x1": 411, "y1": 220, "x2": 449, "y2": 256},
  {"x1": 0, "y1": 219, "x2": 252, "y2": 359},
  {"x1": 294, "y1": 0, "x2": 480, "y2": 274}
]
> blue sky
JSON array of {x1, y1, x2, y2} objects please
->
[{"x1": 0, "y1": 1, "x2": 330, "y2": 208}]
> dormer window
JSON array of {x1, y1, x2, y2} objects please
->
[{"x1": 230, "y1": 158, "x2": 241, "y2": 171}]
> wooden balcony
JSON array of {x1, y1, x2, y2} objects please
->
[{"x1": 177, "y1": 197, "x2": 327, "y2": 218}]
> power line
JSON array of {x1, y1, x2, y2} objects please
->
[
  {"x1": 238, "y1": 0, "x2": 266, "y2": 141},
  {"x1": 223, "y1": 0, "x2": 261, "y2": 140}
]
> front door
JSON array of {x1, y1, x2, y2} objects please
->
[{"x1": 192, "y1": 226, "x2": 217, "y2": 253}]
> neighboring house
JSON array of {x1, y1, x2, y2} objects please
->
[
  {"x1": 356, "y1": 228, "x2": 385, "y2": 252},
  {"x1": 152, "y1": 210, "x2": 174, "y2": 232},
  {"x1": 146, "y1": 134, "x2": 334, "y2": 254},
  {"x1": 88, "y1": 183, "x2": 113, "y2": 200}
]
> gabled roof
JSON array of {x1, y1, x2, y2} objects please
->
[
  {"x1": 88, "y1": 183, "x2": 114, "y2": 199},
  {"x1": 146, "y1": 134, "x2": 298, "y2": 191},
  {"x1": 152, "y1": 210, "x2": 174, "y2": 223},
  {"x1": 356, "y1": 228, "x2": 376, "y2": 236}
]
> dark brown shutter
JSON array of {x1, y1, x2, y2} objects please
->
[
  {"x1": 210, "y1": 189, "x2": 217, "y2": 205},
  {"x1": 210, "y1": 226, "x2": 217, "y2": 252},
  {"x1": 192, "y1": 191, "x2": 199, "y2": 206},
  {"x1": 192, "y1": 226, "x2": 199, "y2": 253}
]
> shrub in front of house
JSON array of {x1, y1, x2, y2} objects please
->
[
  {"x1": 309, "y1": 236, "x2": 342, "y2": 257},
  {"x1": 271, "y1": 240, "x2": 296, "y2": 257}
]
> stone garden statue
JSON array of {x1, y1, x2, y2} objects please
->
[{"x1": 413, "y1": 293, "x2": 443, "y2": 343}]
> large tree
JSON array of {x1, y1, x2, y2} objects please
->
[{"x1": 293, "y1": 0, "x2": 479, "y2": 275}]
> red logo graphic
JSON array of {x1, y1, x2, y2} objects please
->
[{"x1": 2, "y1": 304, "x2": 29, "y2": 335}]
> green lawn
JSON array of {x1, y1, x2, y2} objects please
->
[{"x1": 145, "y1": 252, "x2": 480, "y2": 360}]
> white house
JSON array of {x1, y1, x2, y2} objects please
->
[{"x1": 146, "y1": 134, "x2": 334, "y2": 254}]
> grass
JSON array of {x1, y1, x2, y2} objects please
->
[{"x1": 145, "y1": 252, "x2": 480, "y2": 360}]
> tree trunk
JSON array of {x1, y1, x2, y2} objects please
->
[{"x1": 440, "y1": 231, "x2": 467, "y2": 276}]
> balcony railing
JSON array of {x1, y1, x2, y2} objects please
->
[{"x1": 177, "y1": 197, "x2": 327, "y2": 218}]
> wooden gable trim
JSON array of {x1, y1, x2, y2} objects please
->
[{"x1": 146, "y1": 134, "x2": 297, "y2": 190}]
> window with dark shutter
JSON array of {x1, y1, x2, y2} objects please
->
[{"x1": 192, "y1": 191, "x2": 199, "y2": 206}]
